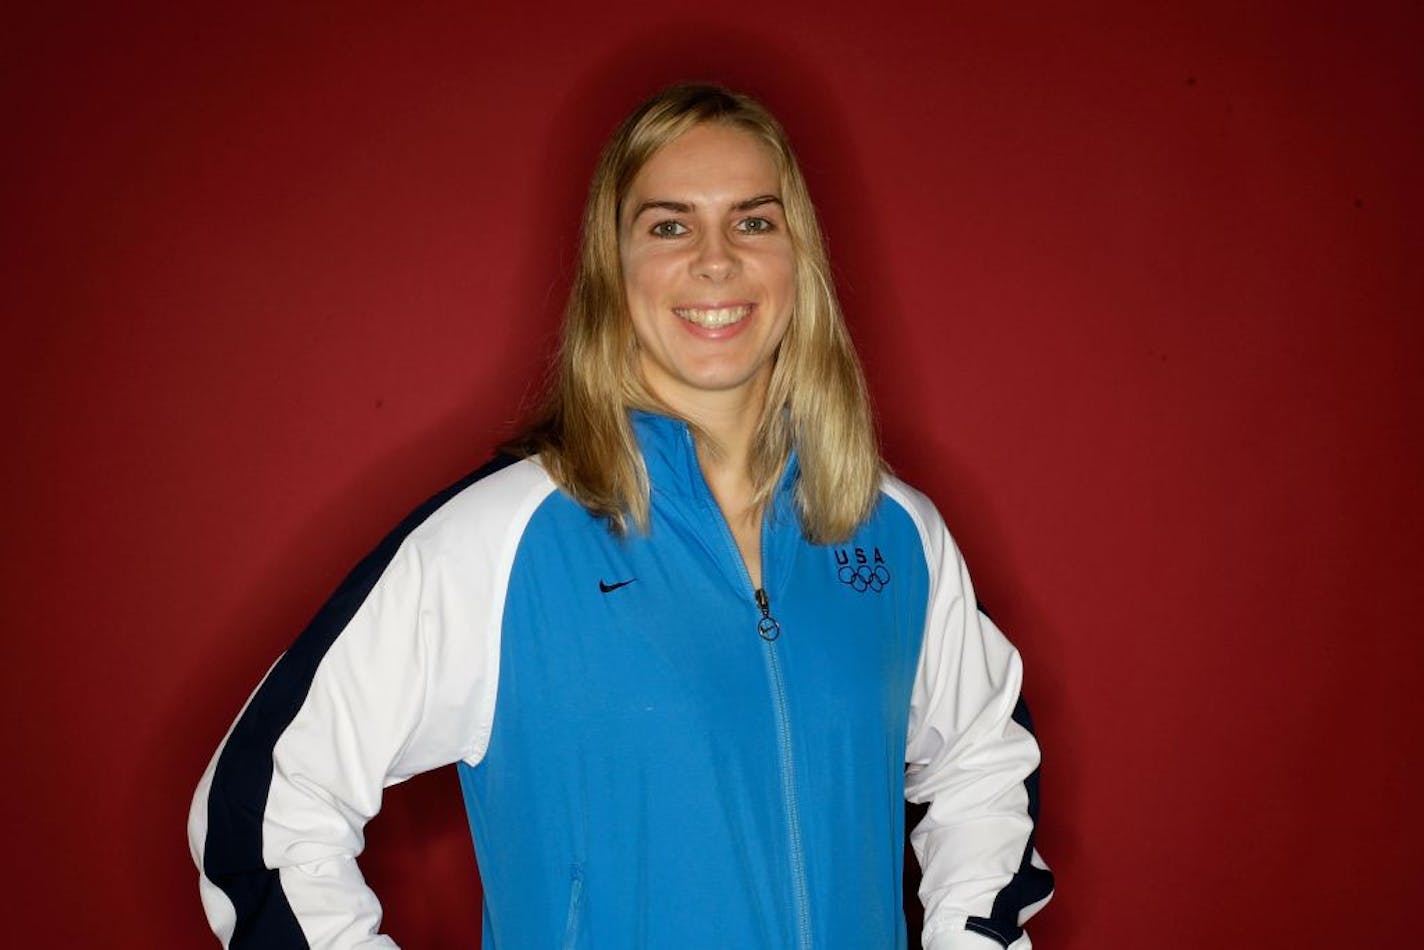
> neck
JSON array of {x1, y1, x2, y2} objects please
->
[
  {"x1": 651, "y1": 376, "x2": 770, "y2": 524},
  {"x1": 689, "y1": 392, "x2": 763, "y2": 475}
]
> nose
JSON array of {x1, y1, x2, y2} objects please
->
[{"x1": 691, "y1": 229, "x2": 739, "y2": 281}]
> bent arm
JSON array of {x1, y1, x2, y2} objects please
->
[
  {"x1": 187, "y1": 536, "x2": 498, "y2": 948},
  {"x1": 187, "y1": 459, "x2": 545, "y2": 947},
  {"x1": 903, "y1": 507, "x2": 1053, "y2": 950}
]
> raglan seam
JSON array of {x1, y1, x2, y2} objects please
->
[{"x1": 442, "y1": 468, "x2": 561, "y2": 766}]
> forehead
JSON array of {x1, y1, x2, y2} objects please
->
[{"x1": 627, "y1": 123, "x2": 781, "y2": 202}]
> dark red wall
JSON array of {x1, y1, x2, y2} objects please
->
[{"x1": 4, "y1": 2, "x2": 1420, "y2": 946}]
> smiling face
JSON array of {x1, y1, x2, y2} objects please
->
[{"x1": 619, "y1": 121, "x2": 796, "y2": 419}]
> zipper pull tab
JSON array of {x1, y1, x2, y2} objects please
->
[{"x1": 754, "y1": 588, "x2": 781, "y2": 642}]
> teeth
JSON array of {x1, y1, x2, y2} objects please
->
[{"x1": 673, "y1": 305, "x2": 751, "y2": 328}]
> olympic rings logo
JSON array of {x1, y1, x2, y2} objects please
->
[{"x1": 834, "y1": 546, "x2": 891, "y2": 594}]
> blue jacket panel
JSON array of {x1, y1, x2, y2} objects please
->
[{"x1": 461, "y1": 413, "x2": 930, "y2": 948}]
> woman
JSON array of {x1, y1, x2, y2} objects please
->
[{"x1": 190, "y1": 83, "x2": 1052, "y2": 949}]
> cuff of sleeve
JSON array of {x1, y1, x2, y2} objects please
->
[{"x1": 922, "y1": 919, "x2": 1031, "y2": 950}]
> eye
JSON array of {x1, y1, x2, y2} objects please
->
[
  {"x1": 650, "y1": 220, "x2": 688, "y2": 238},
  {"x1": 736, "y1": 216, "x2": 775, "y2": 234}
]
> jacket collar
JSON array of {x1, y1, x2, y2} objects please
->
[{"x1": 630, "y1": 410, "x2": 800, "y2": 515}]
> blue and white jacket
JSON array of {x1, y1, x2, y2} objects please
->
[{"x1": 189, "y1": 412, "x2": 1053, "y2": 949}]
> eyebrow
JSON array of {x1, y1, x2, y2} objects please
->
[
  {"x1": 629, "y1": 194, "x2": 783, "y2": 220},
  {"x1": 734, "y1": 194, "x2": 783, "y2": 212}
]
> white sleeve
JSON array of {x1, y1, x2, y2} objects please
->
[
  {"x1": 187, "y1": 461, "x2": 552, "y2": 948},
  {"x1": 889, "y1": 481, "x2": 1054, "y2": 950}
]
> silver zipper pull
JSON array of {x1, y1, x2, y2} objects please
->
[{"x1": 755, "y1": 588, "x2": 781, "y2": 642}]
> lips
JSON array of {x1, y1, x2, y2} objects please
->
[{"x1": 672, "y1": 304, "x2": 752, "y2": 329}]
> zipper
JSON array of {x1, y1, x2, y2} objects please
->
[
  {"x1": 682, "y1": 427, "x2": 812, "y2": 949},
  {"x1": 755, "y1": 587, "x2": 781, "y2": 641},
  {"x1": 760, "y1": 591, "x2": 813, "y2": 950}
]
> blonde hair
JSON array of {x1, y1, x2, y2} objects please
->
[{"x1": 511, "y1": 83, "x2": 880, "y2": 544}]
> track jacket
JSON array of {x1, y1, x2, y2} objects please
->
[{"x1": 189, "y1": 411, "x2": 1053, "y2": 949}]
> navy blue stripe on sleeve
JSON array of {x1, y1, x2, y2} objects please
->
[
  {"x1": 202, "y1": 455, "x2": 519, "y2": 948},
  {"x1": 964, "y1": 698, "x2": 1055, "y2": 947}
]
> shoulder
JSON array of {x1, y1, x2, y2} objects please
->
[
  {"x1": 402, "y1": 455, "x2": 561, "y2": 563},
  {"x1": 874, "y1": 473, "x2": 978, "y2": 587},
  {"x1": 876, "y1": 473, "x2": 951, "y2": 554}
]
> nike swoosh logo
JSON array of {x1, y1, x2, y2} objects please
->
[{"x1": 599, "y1": 578, "x2": 637, "y2": 593}]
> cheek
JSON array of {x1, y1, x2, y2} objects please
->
[
  {"x1": 622, "y1": 264, "x2": 662, "y2": 348},
  {"x1": 754, "y1": 241, "x2": 794, "y2": 286},
  {"x1": 766, "y1": 254, "x2": 796, "y2": 308},
  {"x1": 623, "y1": 255, "x2": 672, "y2": 307}
]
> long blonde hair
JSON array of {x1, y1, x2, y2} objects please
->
[{"x1": 512, "y1": 83, "x2": 880, "y2": 544}]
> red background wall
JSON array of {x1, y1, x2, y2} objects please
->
[{"x1": 3, "y1": 2, "x2": 1420, "y2": 946}]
